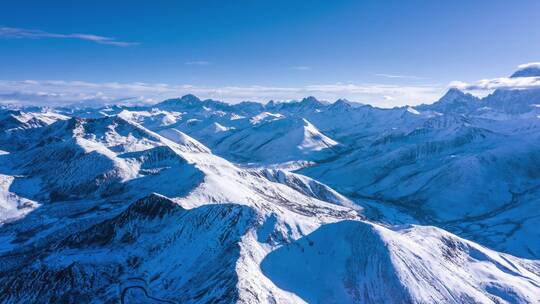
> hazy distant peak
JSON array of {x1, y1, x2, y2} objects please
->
[
  {"x1": 179, "y1": 94, "x2": 202, "y2": 103},
  {"x1": 511, "y1": 62, "x2": 540, "y2": 78},
  {"x1": 438, "y1": 88, "x2": 478, "y2": 103},
  {"x1": 300, "y1": 96, "x2": 323, "y2": 105}
]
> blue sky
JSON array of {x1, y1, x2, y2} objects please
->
[{"x1": 1, "y1": 0, "x2": 539, "y2": 106}]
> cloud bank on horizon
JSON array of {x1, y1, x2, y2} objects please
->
[
  {"x1": 0, "y1": 62, "x2": 538, "y2": 108},
  {"x1": 0, "y1": 80, "x2": 443, "y2": 108}
]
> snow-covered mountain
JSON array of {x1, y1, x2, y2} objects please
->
[
  {"x1": 510, "y1": 63, "x2": 540, "y2": 78},
  {"x1": 1, "y1": 65, "x2": 540, "y2": 303}
]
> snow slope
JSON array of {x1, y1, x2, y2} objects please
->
[
  {"x1": 0, "y1": 172, "x2": 39, "y2": 224},
  {"x1": 263, "y1": 221, "x2": 540, "y2": 303}
]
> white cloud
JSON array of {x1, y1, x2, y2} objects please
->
[
  {"x1": 0, "y1": 79, "x2": 444, "y2": 108},
  {"x1": 517, "y1": 62, "x2": 540, "y2": 70},
  {"x1": 0, "y1": 27, "x2": 138, "y2": 47},
  {"x1": 449, "y1": 77, "x2": 540, "y2": 91},
  {"x1": 185, "y1": 61, "x2": 211, "y2": 66}
]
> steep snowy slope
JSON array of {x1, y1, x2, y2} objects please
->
[
  {"x1": 262, "y1": 220, "x2": 540, "y2": 303},
  {"x1": 207, "y1": 116, "x2": 339, "y2": 163},
  {"x1": 0, "y1": 171, "x2": 39, "y2": 224},
  {"x1": 254, "y1": 168, "x2": 359, "y2": 210}
]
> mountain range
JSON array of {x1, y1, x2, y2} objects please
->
[{"x1": 1, "y1": 65, "x2": 540, "y2": 303}]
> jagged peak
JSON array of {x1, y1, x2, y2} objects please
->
[
  {"x1": 265, "y1": 100, "x2": 276, "y2": 108},
  {"x1": 300, "y1": 96, "x2": 321, "y2": 104},
  {"x1": 413, "y1": 88, "x2": 480, "y2": 114},
  {"x1": 436, "y1": 88, "x2": 479, "y2": 105},
  {"x1": 331, "y1": 99, "x2": 352, "y2": 108},
  {"x1": 157, "y1": 94, "x2": 202, "y2": 107},
  {"x1": 440, "y1": 88, "x2": 467, "y2": 100}
]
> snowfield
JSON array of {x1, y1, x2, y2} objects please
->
[{"x1": 1, "y1": 65, "x2": 540, "y2": 303}]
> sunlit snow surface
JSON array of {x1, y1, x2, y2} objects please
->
[{"x1": 1, "y1": 83, "x2": 540, "y2": 303}]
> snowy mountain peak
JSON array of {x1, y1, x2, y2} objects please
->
[
  {"x1": 300, "y1": 96, "x2": 321, "y2": 105},
  {"x1": 262, "y1": 96, "x2": 326, "y2": 114},
  {"x1": 439, "y1": 88, "x2": 471, "y2": 102},
  {"x1": 179, "y1": 94, "x2": 201, "y2": 103},
  {"x1": 511, "y1": 62, "x2": 540, "y2": 78},
  {"x1": 265, "y1": 100, "x2": 275, "y2": 106},
  {"x1": 417, "y1": 88, "x2": 479, "y2": 114},
  {"x1": 298, "y1": 96, "x2": 326, "y2": 109},
  {"x1": 156, "y1": 94, "x2": 202, "y2": 108},
  {"x1": 330, "y1": 99, "x2": 353, "y2": 110}
]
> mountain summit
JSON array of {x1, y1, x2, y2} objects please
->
[
  {"x1": 510, "y1": 62, "x2": 540, "y2": 78},
  {"x1": 416, "y1": 88, "x2": 479, "y2": 114}
]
